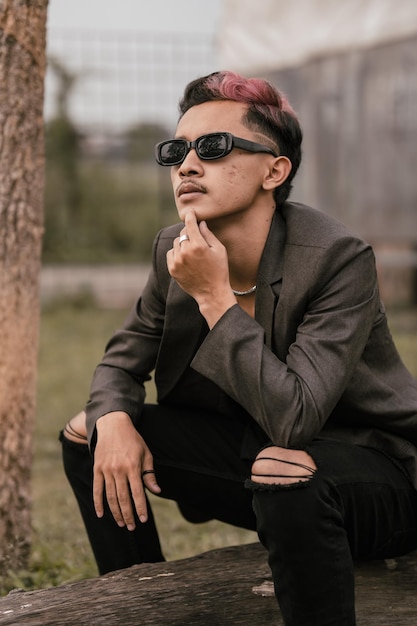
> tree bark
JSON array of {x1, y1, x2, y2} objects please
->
[{"x1": 0, "y1": 0, "x2": 47, "y2": 574}]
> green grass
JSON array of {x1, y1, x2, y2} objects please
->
[{"x1": 2, "y1": 301, "x2": 417, "y2": 595}]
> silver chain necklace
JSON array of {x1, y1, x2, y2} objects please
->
[{"x1": 231, "y1": 285, "x2": 257, "y2": 297}]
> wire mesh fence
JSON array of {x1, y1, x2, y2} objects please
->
[
  {"x1": 45, "y1": 28, "x2": 219, "y2": 134},
  {"x1": 42, "y1": 29, "x2": 221, "y2": 268}
]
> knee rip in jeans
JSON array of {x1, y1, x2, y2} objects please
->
[
  {"x1": 63, "y1": 419, "x2": 88, "y2": 444},
  {"x1": 248, "y1": 446, "x2": 317, "y2": 491}
]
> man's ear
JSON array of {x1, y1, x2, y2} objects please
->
[{"x1": 263, "y1": 156, "x2": 292, "y2": 191}]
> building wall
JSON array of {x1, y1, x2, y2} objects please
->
[
  {"x1": 266, "y1": 36, "x2": 417, "y2": 241},
  {"x1": 264, "y1": 35, "x2": 417, "y2": 305}
]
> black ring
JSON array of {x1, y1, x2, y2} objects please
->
[{"x1": 142, "y1": 469, "x2": 155, "y2": 477}]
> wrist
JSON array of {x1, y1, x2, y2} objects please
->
[
  {"x1": 198, "y1": 293, "x2": 237, "y2": 329},
  {"x1": 96, "y1": 411, "x2": 132, "y2": 431}
]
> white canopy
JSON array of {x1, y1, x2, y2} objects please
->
[{"x1": 217, "y1": 0, "x2": 417, "y2": 72}]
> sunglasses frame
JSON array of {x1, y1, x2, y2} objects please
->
[{"x1": 155, "y1": 132, "x2": 277, "y2": 166}]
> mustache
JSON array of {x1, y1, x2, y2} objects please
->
[{"x1": 176, "y1": 181, "x2": 207, "y2": 197}]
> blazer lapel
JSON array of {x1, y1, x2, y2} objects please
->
[{"x1": 255, "y1": 210, "x2": 286, "y2": 349}]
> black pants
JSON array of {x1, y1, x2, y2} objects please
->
[{"x1": 61, "y1": 404, "x2": 417, "y2": 626}]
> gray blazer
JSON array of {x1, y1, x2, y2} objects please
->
[{"x1": 86, "y1": 202, "x2": 417, "y2": 487}]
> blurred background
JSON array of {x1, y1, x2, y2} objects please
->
[
  {"x1": 42, "y1": 0, "x2": 417, "y2": 307},
  {"x1": 19, "y1": 0, "x2": 417, "y2": 595}
]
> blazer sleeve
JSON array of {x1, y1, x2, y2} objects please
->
[
  {"x1": 85, "y1": 229, "x2": 169, "y2": 445},
  {"x1": 191, "y1": 236, "x2": 380, "y2": 448}
]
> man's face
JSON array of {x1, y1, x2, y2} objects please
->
[{"x1": 170, "y1": 100, "x2": 277, "y2": 224}]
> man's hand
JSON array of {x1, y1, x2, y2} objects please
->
[
  {"x1": 166, "y1": 210, "x2": 236, "y2": 327},
  {"x1": 93, "y1": 411, "x2": 161, "y2": 530}
]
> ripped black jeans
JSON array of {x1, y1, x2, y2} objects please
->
[{"x1": 60, "y1": 405, "x2": 417, "y2": 626}]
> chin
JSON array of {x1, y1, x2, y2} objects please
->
[{"x1": 177, "y1": 207, "x2": 203, "y2": 223}]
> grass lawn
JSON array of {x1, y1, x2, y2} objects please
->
[{"x1": 2, "y1": 300, "x2": 417, "y2": 594}]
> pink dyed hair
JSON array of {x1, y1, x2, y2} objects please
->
[{"x1": 204, "y1": 71, "x2": 297, "y2": 117}]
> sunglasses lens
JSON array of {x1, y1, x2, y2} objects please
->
[
  {"x1": 197, "y1": 134, "x2": 228, "y2": 159},
  {"x1": 157, "y1": 133, "x2": 232, "y2": 165},
  {"x1": 159, "y1": 141, "x2": 187, "y2": 165}
]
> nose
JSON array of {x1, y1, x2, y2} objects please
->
[{"x1": 178, "y1": 147, "x2": 204, "y2": 176}]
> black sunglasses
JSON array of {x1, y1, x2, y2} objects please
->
[{"x1": 155, "y1": 132, "x2": 277, "y2": 166}]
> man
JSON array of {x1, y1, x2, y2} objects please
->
[{"x1": 61, "y1": 71, "x2": 417, "y2": 626}]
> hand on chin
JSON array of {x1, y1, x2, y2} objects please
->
[{"x1": 178, "y1": 206, "x2": 203, "y2": 224}]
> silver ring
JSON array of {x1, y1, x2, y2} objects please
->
[{"x1": 179, "y1": 234, "x2": 189, "y2": 245}]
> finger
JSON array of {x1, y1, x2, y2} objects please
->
[
  {"x1": 95, "y1": 472, "x2": 127, "y2": 528},
  {"x1": 142, "y1": 469, "x2": 162, "y2": 495},
  {"x1": 128, "y1": 472, "x2": 151, "y2": 525},
  {"x1": 107, "y1": 474, "x2": 136, "y2": 530},
  {"x1": 198, "y1": 220, "x2": 219, "y2": 247},
  {"x1": 178, "y1": 232, "x2": 190, "y2": 248},
  {"x1": 171, "y1": 231, "x2": 188, "y2": 255},
  {"x1": 179, "y1": 225, "x2": 188, "y2": 238},
  {"x1": 166, "y1": 248, "x2": 174, "y2": 274},
  {"x1": 93, "y1": 470, "x2": 105, "y2": 518},
  {"x1": 184, "y1": 210, "x2": 205, "y2": 242}
]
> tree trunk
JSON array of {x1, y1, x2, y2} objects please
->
[
  {"x1": 0, "y1": 0, "x2": 47, "y2": 574},
  {"x1": 1, "y1": 543, "x2": 417, "y2": 625}
]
